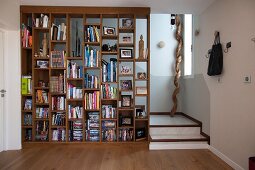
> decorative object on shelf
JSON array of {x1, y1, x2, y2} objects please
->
[
  {"x1": 102, "y1": 44, "x2": 117, "y2": 52},
  {"x1": 170, "y1": 14, "x2": 183, "y2": 117},
  {"x1": 122, "y1": 18, "x2": 133, "y2": 28},
  {"x1": 75, "y1": 21, "x2": 81, "y2": 57},
  {"x1": 136, "y1": 87, "x2": 147, "y2": 95},
  {"x1": 120, "y1": 65, "x2": 132, "y2": 74},
  {"x1": 120, "y1": 80, "x2": 132, "y2": 90},
  {"x1": 43, "y1": 14, "x2": 49, "y2": 28},
  {"x1": 120, "y1": 116, "x2": 133, "y2": 126},
  {"x1": 137, "y1": 72, "x2": 146, "y2": 79},
  {"x1": 157, "y1": 41, "x2": 165, "y2": 48},
  {"x1": 119, "y1": 33, "x2": 133, "y2": 44},
  {"x1": 38, "y1": 80, "x2": 47, "y2": 87},
  {"x1": 135, "y1": 105, "x2": 146, "y2": 118},
  {"x1": 120, "y1": 49, "x2": 133, "y2": 59},
  {"x1": 135, "y1": 128, "x2": 146, "y2": 141},
  {"x1": 36, "y1": 60, "x2": 49, "y2": 68},
  {"x1": 42, "y1": 33, "x2": 48, "y2": 57},
  {"x1": 139, "y1": 35, "x2": 144, "y2": 59},
  {"x1": 121, "y1": 95, "x2": 132, "y2": 107},
  {"x1": 103, "y1": 27, "x2": 115, "y2": 35}
]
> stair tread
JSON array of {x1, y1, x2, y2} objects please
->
[
  {"x1": 150, "y1": 115, "x2": 199, "y2": 126},
  {"x1": 150, "y1": 134, "x2": 207, "y2": 140}
]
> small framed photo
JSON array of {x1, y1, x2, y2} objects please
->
[
  {"x1": 136, "y1": 87, "x2": 147, "y2": 95},
  {"x1": 135, "y1": 105, "x2": 146, "y2": 118},
  {"x1": 103, "y1": 26, "x2": 115, "y2": 35},
  {"x1": 120, "y1": 49, "x2": 133, "y2": 59},
  {"x1": 122, "y1": 19, "x2": 133, "y2": 28},
  {"x1": 120, "y1": 66, "x2": 132, "y2": 74},
  {"x1": 135, "y1": 128, "x2": 146, "y2": 141},
  {"x1": 36, "y1": 60, "x2": 48, "y2": 68},
  {"x1": 119, "y1": 33, "x2": 133, "y2": 44},
  {"x1": 120, "y1": 80, "x2": 132, "y2": 90},
  {"x1": 120, "y1": 117, "x2": 133, "y2": 126},
  {"x1": 137, "y1": 72, "x2": 146, "y2": 79},
  {"x1": 121, "y1": 95, "x2": 132, "y2": 107}
]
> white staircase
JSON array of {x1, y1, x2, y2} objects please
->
[{"x1": 149, "y1": 113, "x2": 209, "y2": 150}]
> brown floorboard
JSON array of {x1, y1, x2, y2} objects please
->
[{"x1": 0, "y1": 144, "x2": 233, "y2": 170}]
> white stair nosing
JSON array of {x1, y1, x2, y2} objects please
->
[{"x1": 149, "y1": 142, "x2": 209, "y2": 150}]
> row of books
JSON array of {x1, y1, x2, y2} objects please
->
[
  {"x1": 101, "y1": 84, "x2": 117, "y2": 99},
  {"x1": 21, "y1": 23, "x2": 32, "y2": 48},
  {"x1": 24, "y1": 99, "x2": 32, "y2": 110},
  {"x1": 52, "y1": 128, "x2": 66, "y2": 141},
  {"x1": 102, "y1": 105, "x2": 117, "y2": 119},
  {"x1": 84, "y1": 46, "x2": 99, "y2": 67},
  {"x1": 84, "y1": 92, "x2": 100, "y2": 110},
  {"x1": 50, "y1": 50, "x2": 66, "y2": 68},
  {"x1": 84, "y1": 26, "x2": 100, "y2": 42},
  {"x1": 84, "y1": 73, "x2": 99, "y2": 89},
  {"x1": 36, "y1": 90, "x2": 48, "y2": 104},
  {"x1": 21, "y1": 75, "x2": 32, "y2": 95},
  {"x1": 35, "y1": 121, "x2": 49, "y2": 141},
  {"x1": 119, "y1": 129, "x2": 134, "y2": 142},
  {"x1": 68, "y1": 105, "x2": 83, "y2": 119},
  {"x1": 67, "y1": 61, "x2": 83, "y2": 78},
  {"x1": 52, "y1": 113, "x2": 66, "y2": 126},
  {"x1": 102, "y1": 58, "x2": 117, "y2": 82},
  {"x1": 25, "y1": 129, "x2": 32, "y2": 141},
  {"x1": 67, "y1": 83, "x2": 83, "y2": 99},
  {"x1": 69, "y1": 121, "x2": 83, "y2": 141},
  {"x1": 86, "y1": 129, "x2": 100, "y2": 142},
  {"x1": 51, "y1": 23, "x2": 67, "y2": 41},
  {"x1": 87, "y1": 112, "x2": 100, "y2": 129},
  {"x1": 36, "y1": 107, "x2": 49, "y2": 118},
  {"x1": 102, "y1": 128, "x2": 116, "y2": 142},
  {"x1": 50, "y1": 73, "x2": 66, "y2": 93},
  {"x1": 24, "y1": 114, "x2": 32, "y2": 126},
  {"x1": 52, "y1": 96, "x2": 65, "y2": 110}
]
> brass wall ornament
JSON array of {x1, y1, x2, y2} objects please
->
[{"x1": 170, "y1": 15, "x2": 183, "y2": 117}]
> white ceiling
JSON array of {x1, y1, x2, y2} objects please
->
[{"x1": 20, "y1": 0, "x2": 216, "y2": 14}]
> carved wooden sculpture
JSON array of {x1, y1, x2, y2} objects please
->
[{"x1": 170, "y1": 15, "x2": 183, "y2": 117}]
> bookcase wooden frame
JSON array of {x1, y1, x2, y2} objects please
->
[{"x1": 20, "y1": 6, "x2": 150, "y2": 145}]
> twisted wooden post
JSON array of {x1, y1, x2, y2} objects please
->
[{"x1": 170, "y1": 15, "x2": 183, "y2": 117}]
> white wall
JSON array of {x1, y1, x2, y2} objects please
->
[
  {"x1": 0, "y1": 0, "x2": 21, "y2": 150},
  {"x1": 192, "y1": 0, "x2": 255, "y2": 169},
  {"x1": 150, "y1": 14, "x2": 177, "y2": 112}
]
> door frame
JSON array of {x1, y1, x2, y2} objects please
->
[{"x1": 0, "y1": 28, "x2": 6, "y2": 152}]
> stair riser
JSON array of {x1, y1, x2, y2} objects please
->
[
  {"x1": 149, "y1": 142, "x2": 209, "y2": 150},
  {"x1": 150, "y1": 127, "x2": 201, "y2": 135}
]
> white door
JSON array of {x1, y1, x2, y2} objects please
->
[{"x1": 0, "y1": 30, "x2": 5, "y2": 152}]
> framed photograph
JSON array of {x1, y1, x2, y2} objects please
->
[
  {"x1": 137, "y1": 72, "x2": 146, "y2": 79},
  {"x1": 120, "y1": 80, "x2": 132, "y2": 90},
  {"x1": 120, "y1": 65, "x2": 132, "y2": 74},
  {"x1": 121, "y1": 95, "x2": 132, "y2": 107},
  {"x1": 120, "y1": 49, "x2": 133, "y2": 59},
  {"x1": 119, "y1": 33, "x2": 133, "y2": 44},
  {"x1": 103, "y1": 26, "x2": 115, "y2": 35},
  {"x1": 36, "y1": 60, "x2": 48, "y2": 68},
  {"x1": 136, "y1": 87, "x2": 147, "y2": 95},
  {"x1": 135, "y1": 128, "x2": 146, "y2": 140},
  {"x1": 122, "y1": 19, "x2": 133, "y2": 28},
  {"x1": 120, "y1": 117, "x2": 133, "y2": 126},
  {"x1": 135, "y1": 105, "x2": 146, "y2": 118}
]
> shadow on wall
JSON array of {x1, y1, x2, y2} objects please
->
[
  {"x1": 180, "y1": 74, "x2": 210, "y2": 135},
  {"x1": 150, "y1": 75, "x2": 177, "y2": 112}
]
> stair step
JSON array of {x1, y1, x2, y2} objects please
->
[
  {"x1": 150, "y1": 127, "x2": 201, "y2": 135},
  {"x1": 150, "y1": 114, "x2": 199, "y2": 126},
  {"x1": 149, "y1": 141, "x2": 209, "y2": 150},
  {"x1": 150, "y1": 134, "x2": 207, "y2": 140}
]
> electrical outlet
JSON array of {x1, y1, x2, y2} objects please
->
[{"x1": 244, "y1": 75, "x2": 251, "y2": 83}]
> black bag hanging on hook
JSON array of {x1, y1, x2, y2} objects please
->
[{"x1": 207, "y1": 32, "x2": 223, "y2": 76}]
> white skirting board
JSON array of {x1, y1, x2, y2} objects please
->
[
  {"x1": 149, "y1": 142, "x2": 209, "y2": 150},
  {"x1": 209, "y1": 146, "x2": 244, "y2": 170}
]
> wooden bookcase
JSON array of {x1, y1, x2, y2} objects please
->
[{"x1": 20, "y1": 6, "x2": 150, "y2": 144}]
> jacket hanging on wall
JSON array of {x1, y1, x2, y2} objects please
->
[{"x1": 207, "y1": 32, "x2": 223, "y2": 76}]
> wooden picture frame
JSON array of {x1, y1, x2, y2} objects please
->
[
  {"x1": 121, "y1": 95, "x2": 132, "y2": 107},
  {"x1": 120, "y1": 80, "x2": 132, "y2": 90},
  {"x1": 120, "y1": 116, "x2": 133, "y2": 126},
  {"x1": 135, "y1": 128, "x2": 146, "y2": 140},
  {"x1": 137, "y1": 72, "x2": 146, "y2": 79},
  {"x1": 136, "y1": 87, "x2": 147, "y2": 95},
  {"x1": 120, "y1": 49, "x2": 133, "y2": 59},
  {"x1": 103, "y1": 26, "x2": 115, "y2": 35},
  {"x1": 120, "y1": 65, "x2": 132, "y2": 74},
  {"x1": 119, "y1": 33, "x2": 133, "y2": 44},
  {"x1": 121, "y1": 18, "x2": 133, "y2": 28},
  {"x1": 135, "y1": 105, "x2": 146, "y2": 118}
]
